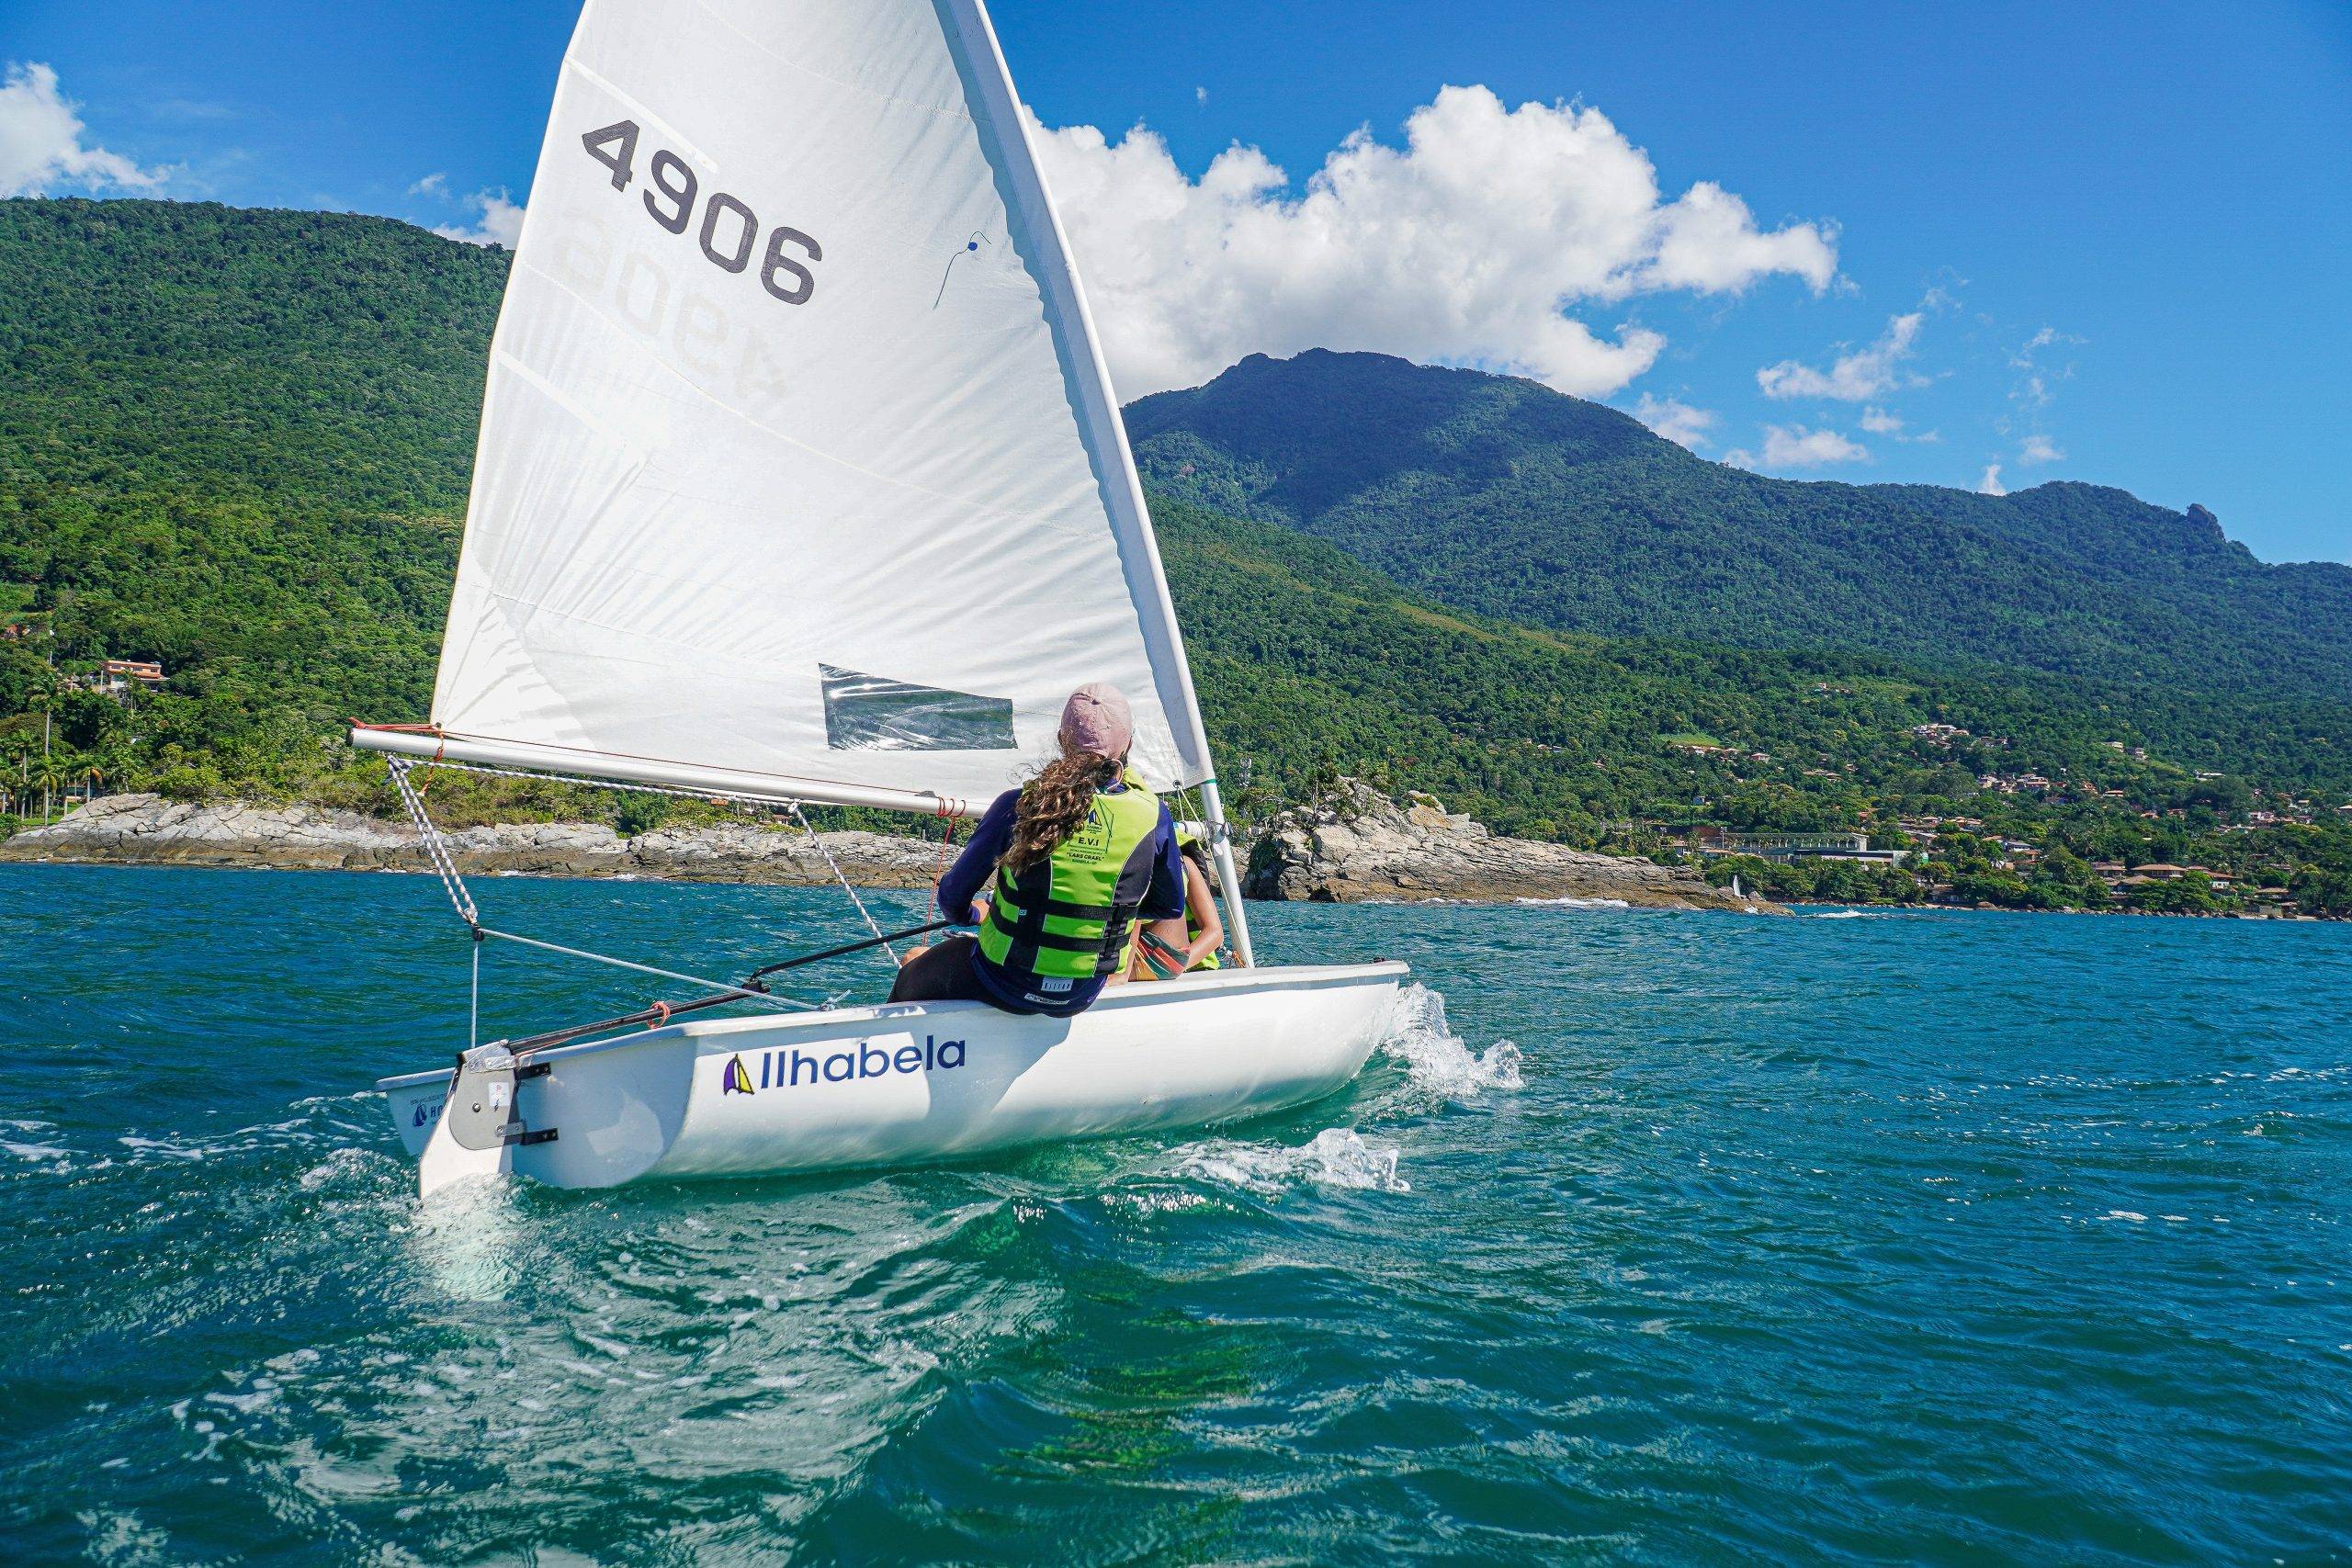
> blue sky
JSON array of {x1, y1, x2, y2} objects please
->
[{"x1": 6, "y1": 0, "x2": 2346, "y2": 563}]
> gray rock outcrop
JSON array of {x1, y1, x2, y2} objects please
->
[
  {"x1": 1243, "y1": 781, "x2": 1772, "y2": 912},
  {"x1": 8, "y1": 786, "x2": 1777, "y2": 911},
  {"x1": 0, "y1": 795, "x2": 944, "y2": 886}
]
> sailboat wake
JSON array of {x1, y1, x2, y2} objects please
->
[
  {"x1": 1168, "y1": 985, "x2": 1521, "y2": 1199},
  {"x1": 1179, "y1": 1128, "x2": 1410, "y2": 1194},
  {"x1": 1376, "y1": 984, "x2": 1525, "y2": 1103}
]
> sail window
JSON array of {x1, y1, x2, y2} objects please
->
[{"x1": 820, "y1": 665, "x2": 1016, "y2": 752}]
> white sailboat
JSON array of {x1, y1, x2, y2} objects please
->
[{"x1": 356, "y1": 0, "x2": 1405, "y2": 1193}]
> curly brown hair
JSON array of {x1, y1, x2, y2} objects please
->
[{"x1": 1001, "y1": 747, "x2": 1120, "y2": 874}]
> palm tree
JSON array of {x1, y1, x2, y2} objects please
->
[{"x1": 29, "y1": 756, "x2": 67, "y2": 824}]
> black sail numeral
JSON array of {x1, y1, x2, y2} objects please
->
[
  {"x1": 699, "y1": 194, "x2": 758, "y2": 274},
  {"x1": 581, "y1": 120, "x2": 639, "y2": 190},
  {"x1": 763, "y1": 228, "x2": 821, "y2": 305},
  {"x1": 581, "y1": 119, "x2": 820, "y2": 305},
  {"x1": 643, "y1": 151, "x2": 699, "y2": 235}
]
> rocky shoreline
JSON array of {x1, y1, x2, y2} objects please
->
[
  {"x1": 2, "y1": 787, "x2": 1775, "y2": 913},
  {"x1": 1243, "y1": 782, "x2": 1772, "y2": 913},
  {"x1": 0, "y1": 795, "x2": 946, "y2": 886}
]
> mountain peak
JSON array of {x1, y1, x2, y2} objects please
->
[{"x1": 1124, "y1": 348, "x2": 2351, "y2": 705}]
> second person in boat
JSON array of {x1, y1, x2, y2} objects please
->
[
  {"x1": 1129, "y1": 829, "x2": 1226, "y2": 980},
  {"x1": 888, "y1": 682, "x2": 1184, "y2": 1018}
]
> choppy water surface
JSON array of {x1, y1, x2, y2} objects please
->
[{"x1": 2, "y1": 865, "x2": 2347, "y2": 1563}]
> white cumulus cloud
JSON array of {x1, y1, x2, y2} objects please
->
[
  {"x1": 1631, "y1": 394, "x2": 1718, "y2": 451},
  {"x1": 433, "y1": 189, "x2": 526, "y2": 249},
  {"x1": 1756, "y1": 310, "x2": 1925, "y2": 401},
  {"x1": 1725, "y1": 424, "x2": 1869, "y2": 470},
  {"x1": 0, "y1": 62, "x2": 166, "y2": 197},
  {"x1": 1859, "y1": 406, "x2": 1903, "y2": 434},
  {"x1": 2019, "y1": 434, "x2": 2063, "y2": 465},
  {"x1": 1031, "y1": 85, "x2": 1838, "y2": 399},
  {"x1": 1762, "y1": 424, "x2": 1868, "y2": 467},
  {"x1": 1978, "y1": 463, "x2": 2007, "y2": 495}
]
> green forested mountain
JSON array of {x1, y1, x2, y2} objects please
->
[
  {"x1": 1, "y1": 199, "x2": 2347, "y2": 912},
  {"x1": 0, "y1": 199, "x2": 504, "y2": 737},
  {"x1": 1127, "y1": 350, "x2": 2352, "y2": 705}
]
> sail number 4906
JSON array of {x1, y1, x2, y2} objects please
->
[{"x1": 582, "y1": 120, "x2": 821, "y2": 305}]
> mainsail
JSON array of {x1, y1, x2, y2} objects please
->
[{"x1": 358, "y1": 0, "x2": 1213, "y2": 818}]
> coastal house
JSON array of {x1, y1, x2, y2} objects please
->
[
  {"x1": 1688, "y1": 827, "x2": 1905, "y2": 865},
  {"x1": 2128, "y1": 864, "x2": 2219, "y2": 884},
  {"x1": 91, "y1": 660, "x2": 165, "y2": 700}
]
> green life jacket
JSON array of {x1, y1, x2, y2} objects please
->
[{"x1": 979, "y1": 784, "x2": 1165, "y2": 982}]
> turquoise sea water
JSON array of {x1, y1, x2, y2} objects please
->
[{"x1": 1, "y1": 864, "x2": 2347, "y2": 1564}]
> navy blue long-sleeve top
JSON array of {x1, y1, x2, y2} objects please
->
[{"x1": 936, "y1": 777, "x2": 1183, "y2": 1016}]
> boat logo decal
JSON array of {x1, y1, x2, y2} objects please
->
[{"x1": 729, "y1": 1035, "x2": 968, "y2": 1096}]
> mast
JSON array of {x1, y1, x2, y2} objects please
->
[{"x1": 935, "y1": 0, "x2": 1253, "y2": 964}]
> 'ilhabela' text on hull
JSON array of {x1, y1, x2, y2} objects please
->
[{"x1": 383, "y1": 964, "x2": 1404, "y2": 1190}]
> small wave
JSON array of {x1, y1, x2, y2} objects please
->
[
  {"x1": 1182, "y1": 1128, "x2": 1408, "y2": 1194},
  {"x1": 1513, "y1": 896, "x2": 1632, "y2": 910},
  {"x1": 1380, "y1": 985, "x2": 1523, "y2": 1100},
  {"x1": 1804, "y1": 906, "x2": 1957, "y2": 919},
  {"x1": 118, "y1": 1134, "x2": 209, "y2": 1162}
]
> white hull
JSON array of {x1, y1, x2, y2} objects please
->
[{"x1": 382, "y1": 963, "x2": 1406, "y2": 1191}]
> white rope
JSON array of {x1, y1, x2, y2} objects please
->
[
  {"x1": 385, "y1": 756, "x2": 822, "y2": 1024},
  {"x1": 474, "y1": 927, "x2": 817, "y2": 1012},
  {"x1": 387, "y1": 758, "x2": 479, "y2": 926},
  {"x1": 786, "y1": 802, "x2": 900, "y2": 965},
  {"x1": 385, "y1": 752, "x2": 898, "y2": 1006},
  {"x1": 392, "y1": 755, "x2": 903, "y2": 968}
]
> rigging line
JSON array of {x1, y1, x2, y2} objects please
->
[
  {"x1": 386, "y1": 757, "x2": 478, "y2": 928},
  {"x1": 389, "y1": 757, "x2": 815, "y2": 1016},
  {"x1": 474, "y1": 928, "x2": 816, "y2": 1013},
  {"x1": 787, "y1": 802, "x2": 900, "y2": 967}
]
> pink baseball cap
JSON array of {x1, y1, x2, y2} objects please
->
[{"x1": 1057, "y1": 682, "x2": 1134, "y2": 760}]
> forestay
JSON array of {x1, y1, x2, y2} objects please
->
[{"x1": 378, "y1": 0, "x2": 1211, "y2": 813}]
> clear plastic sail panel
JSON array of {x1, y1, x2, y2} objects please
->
[{"x1": 431, "y1": 0, "x2": 1210, "y2": 804}]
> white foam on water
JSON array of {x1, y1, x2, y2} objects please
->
[
  {"x1": 1181, "y1": 1128, "x2": 1409, "y2": 1194},
  {"x1": 1379, "y1": 984, "x2": 1523, "y2": 1100},
  {"x1": 118, "y1": 1135, "x2": 208, "y2": 1162},
  {"x1": 1513, "y1": 896, "x2": 1632, "y2": 909}
]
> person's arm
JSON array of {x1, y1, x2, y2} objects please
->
[
  {"x1": 1182, "y1": 859, "x2": 1224, "y2": 966},
  {"x1": 1136, "y1": 807, "x2": 1185, "y2": 921},
  {"x1": 936, "y1": 791, "x2": 1018, "y2": 924}
]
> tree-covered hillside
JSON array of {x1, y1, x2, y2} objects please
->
[
  {"x1": 1127, "y1": 350, "x2": 2352, "y2": 705},
  {"x1": 0, "y1": 198, "x2": 502, "y2": 737},
  {"x1": 1, "y1": 199, "x2": 2346, "y2": 912}
]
